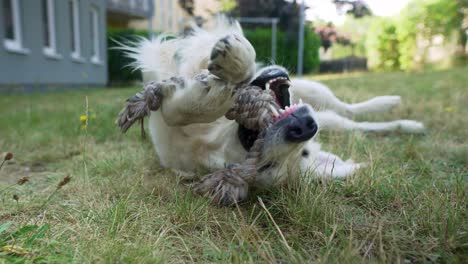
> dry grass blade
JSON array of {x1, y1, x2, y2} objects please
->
[
  {"x1": 0, "y1": 152, "x2": 14, "y2": 170},
  {"x1": 4, "y1": 152, "x2": 13, "y2": 161},
  {"x1": 57, "y1": 176, "x2": 71, "y2": 189},
  {"x1": 17, "y1": 177, "x2": 30, "y2": 185},
  {"x1": 258, "y1": 197, "x2": 291, "y2": 252}
]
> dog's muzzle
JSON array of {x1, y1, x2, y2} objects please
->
[{"x1": 284, "y1": 111, "x2": 318, "y2": 142}]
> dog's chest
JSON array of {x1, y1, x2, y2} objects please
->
[{"x1": 149, "y1": 113, "x2": 246, "y2": 171}]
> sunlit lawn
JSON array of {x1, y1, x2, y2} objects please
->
[{"x1": 0, "y1": 66, "x2": 466, "y2": 263}]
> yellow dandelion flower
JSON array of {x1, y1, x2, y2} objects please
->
[
  {"x1": 80, "y1": 115, "x2": 87, "y2": 121},
  {"x1": 444, "y1": 106, "x2": 455, "y2": 112},
  {"x1": 81, "y1": 124, "x2": 87, "y2": 130}
]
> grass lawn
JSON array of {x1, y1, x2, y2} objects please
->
[{"x1": 0, "y1": 67, "x2": 466, "y2": 263}]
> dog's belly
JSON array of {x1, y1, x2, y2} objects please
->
[{"x1": 148, "y1": 112, "x2": 246, "y2": 174}]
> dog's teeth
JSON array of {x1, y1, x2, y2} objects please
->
[
  {"x1": 265, "y1": 82, "x2": 270, "y2": 90},
  {"x1": 269, "y1": 105, "x2": 279, "y2": 117},
  {"x1": 279, "y1": 109, "x2": 285, "y2": 114}
]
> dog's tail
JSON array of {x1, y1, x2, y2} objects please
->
[{"x1": 113, "y1": 35, "x2": 178, "y2": 82}]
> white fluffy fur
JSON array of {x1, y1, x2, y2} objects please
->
[{"x1": 122, "y1": 18, "x2": 425, "y2": 187}]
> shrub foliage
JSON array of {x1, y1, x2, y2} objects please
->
[
  {"x1": 107, "y1": 28, "x2": 150, "y2": 84},
  {"x1": 365, "y1": 18, "x2": 401, "y2": 71},
  {"x1": 107, "y1": 27, "x2": 321, "y2": 84},
  {"x1": 243, "y1": 28, "x2": 321, "y2": 73},
  {"x1": 365, "y1": 0, "x2": 465, "y2": 71}
]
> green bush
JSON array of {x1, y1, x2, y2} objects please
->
[
  {"x1": 107, "y1": 28, "x2": 151, "y2": 84},
  {"x1": 244, "y1": 28, "x2": 321, "y2": 73},
  {"x1": 365, "y1": 0, "x2": 465, "y2": 72},
  {"x1": 365, "y1": 18, "x2": 401, "y2": 71},
  {"x1": 107, "y1": 27, "x2": 320, "y2": 84}
]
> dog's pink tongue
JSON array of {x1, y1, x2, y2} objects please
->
[{"x1": 273, "y1": 104, "x2": 300, "y2": 123}]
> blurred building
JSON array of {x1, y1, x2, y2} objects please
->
[
  {"x1": 108, "y1": 0, "x2": 153, "y2": 28},
  {"x1": 130, "y1": 0, "x2": 220, "y2": 34},
  {"x1": 0, "y1": 0, "x2": 153, "y2": 89}
]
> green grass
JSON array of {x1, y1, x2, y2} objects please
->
[{"x1": 0, "y1": 67, "x2": 467, "y2": 263}]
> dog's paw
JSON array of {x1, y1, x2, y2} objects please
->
[
  {"x1": 374, "y1": 96, "x2": 402, "y2": 111},
  {"x1": 398, "y1": 120, "x2": 426, "y2": 134},
  {"x1": 344, "y1": 160, "x2": 367, "y2": 173},
  {"x1": 208, "y1": 34, "x2": 256, "y2": 84},
  {"x1": 157, "y1": 77, "x2": 184, "y2": 97},
  {"x1": 193, "y1": 164, "x2": 254, "y2": 206}
]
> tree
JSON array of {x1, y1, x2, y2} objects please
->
[
  {"x1": 219, "y1": 0, "x2": 237, "y2": 13},
  {"x1": 423, "y1": 0, "x2": 466, "y2": 59},
  {"x1": 333, "y1": 0, "x2": 372, "y2": 18},
  {"x1": 397, "y1": 0, "x2": 466, "y2": 70},
  {"x1": 314, "y1": 24, "x2": 352, "y2": 51},
  {"x1": 365, "y1": 18, "x2": 401, "y2": 70},
  {"x1": 179, "y1": 0, "x2": 194, "y2": 15}
]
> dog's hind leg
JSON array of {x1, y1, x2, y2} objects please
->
[
  {"x1": 290, "y1": 79, "x2": 401, "y2": 117},
  {"x1": 315, "y1": 111, "x2": 426, "y2": 134}
]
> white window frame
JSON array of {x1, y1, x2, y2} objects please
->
[
  {"x1": 172, "y1": 5, "x2": 177, "y2": 32},
  {"x1": 168, "y1": 0, "x2": 172, "y2": 31},
  {"x1": 70, "y1": 0, "x2": 82, "y2": 61},
  {"x1": 43, "y1": 0, "x2": 61, "y2": 59},
  {"x1": 3, "y1": 0, "x2": 29, "y2": 54},
  {"x1": 90, "y1": 6, "x2": 101, "y2": 64},
  {"x1": 160, "y1": 0, "x2": 165, "y2": 30}
]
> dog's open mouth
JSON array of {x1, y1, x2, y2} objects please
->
[
  {"x1": 271, "y1": 103, "x2": 302, "y2": 123},
  {"x1": 265, "y1": 77, "x2": 291, "y2": 109},
  {"x1": 263, "y1": 76, "x2": 305, "y2": 125},
  {"x1": 238, "y1": 68, "x2": 297, "y2": 150},
  {"x1": 250, "y1": 67, "x2": 291, "y2": 111}
]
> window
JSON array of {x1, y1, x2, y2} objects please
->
[
  {"x1": 3, "y1": 0, "x2": 14, "y2": 39},
  {"x1": 69, "y1": 0, "x2": 81, "y2": 59},
  {"x1": 90, "y1": 6, "x2": 100, "y2": 64},
  {"x1": 172, "y1": 6, "x2": 177, "y2": 31},
  {"x1": 168, "y1": 0, "x2": 172, "y2": 30},
  {"x1": 160, "y1": 0, "x2": 165, "y2": 29},
  {"x1": 42, "y1": 0, "x2": 59, "y2": 58},
  {"x1": 3, "y1": 0, "x2": 27, "y2": 53}
]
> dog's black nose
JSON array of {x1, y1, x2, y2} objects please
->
[{"x1": 285, "y1": 114, "x2": 318, "y2": 142}]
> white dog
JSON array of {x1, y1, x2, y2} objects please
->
[{"x1": 120, "y1": 18, "x2": 425, "y2": 204}]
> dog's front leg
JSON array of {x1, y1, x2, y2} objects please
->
[
  {"x1": 159, "y1": 70, "x2": 237, "y2": 126},
  {"x1": 160, "y1": 34, "x2": 256, "y2": 126},
  {"x1": 118, "y1": 71, "x2": 242, "y2": 130}
]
